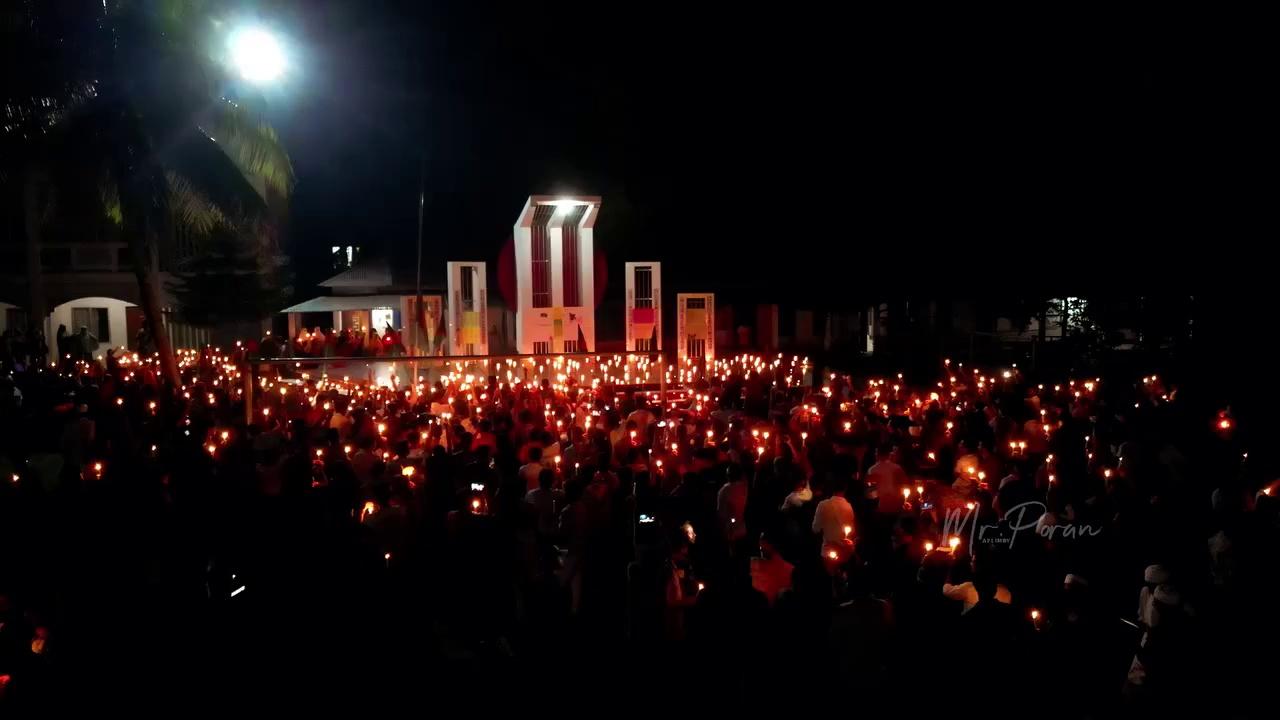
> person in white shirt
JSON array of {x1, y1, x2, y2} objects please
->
[
  {"x1": 812, "y1": 478, "x2": 855, "y2": 544},
  {"x1": 943, "y1": 580, "x2": 1012, "y2": 613},
  {"x1": 782, "y1": 480, "x2": 813, "y2": 509},
  {"x1": 524, "y1": 468, "x2": 563, "y2": 538},
  {"x1": 944, "y1": 554, "x2": 1011, "y2": 613},
  {"x1": 520, "y1": 445, "x2": 545, "y2": 491},
  {"x1": 953, "y1": 440, "x2": 980, "y2": 479},
  {"x1": 866, "y1": 444, "x2": 908, "y2": 514},
  {"x1": 328, "y1": 408, "x2": 351, "y2": 434}
]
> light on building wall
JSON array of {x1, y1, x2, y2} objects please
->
[{"x1": 549, "y1": 198, "x2": 589, "y2": 215}]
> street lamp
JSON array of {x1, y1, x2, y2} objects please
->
[{"x1": 229, "y1": 26, "x2": 286, "y2": 84}]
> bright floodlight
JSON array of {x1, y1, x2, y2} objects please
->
[{"x1": 229, "y1": 27, "x2": 286, "y2": 84}]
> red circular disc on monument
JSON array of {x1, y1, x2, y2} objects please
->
[{"x1": 496, "y1": 235, "x2": 608, "y2": 307}]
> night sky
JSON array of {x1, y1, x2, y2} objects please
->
[{"x1": 268, "y1": 2, "x2": 1266, "y2": 305}]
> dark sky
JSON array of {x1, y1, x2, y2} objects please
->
[{"x1": 269, "y1": 2, "x2": 1267, "y2": 306}]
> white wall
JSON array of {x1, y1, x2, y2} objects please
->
[
  {"x1": 677, "y1": 293, "x2": 715, "y2": 364},
  {"x1": 513, "y1": 196, "x2": 599, "y2": 354},
  {"x1": 625, "y1": 261, "x2": 662, "y2": 351},
  {"x1": 447, "y1": 262, "x2": 488, "y2": 356},
  {"x1": 49, "y1": 296, "x2": 134, "y2": 355}
]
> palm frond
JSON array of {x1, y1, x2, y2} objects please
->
[
  {"x1": 166, "y1": 171, "x2": 228, "y2": 238},
  {"x1": 199, "y1": 99, "x2": 295, "y2": 202},
  {"x1": 2, "y1": 85, "x2": 100, "y2": 143},
  {"x1": 100, "y1": 177, "x2": 123, "y2": 225}
]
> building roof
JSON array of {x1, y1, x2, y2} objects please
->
[
  {"x1": 318, "y1": 258, "x2": 444, "y2": 295},
  {"x1": 319, "y1": 260, "x2": 393, "y2": 289},
  {"x1": 281, "y1": 294, "x2": 416, "y2": 314}
]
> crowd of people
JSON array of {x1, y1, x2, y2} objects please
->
[
  {"x1": 1, "y1": 344, "x2": 1277, "y2": 710},
  {"x1": 266, "y1": 324, "x2": 407, "y2": 359}
]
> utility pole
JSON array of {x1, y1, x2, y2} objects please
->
[{"x1": 411, "y1": 157, "x2": 425, "y2": 394}]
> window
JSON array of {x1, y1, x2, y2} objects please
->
[
  {"x1": 561, "y1": 206, "x2": 583, "y2": 307},
  {"x1": 533, "y1": 341, "x2": 551, "y2": 355},
  {"x1": 562, "y1": 340, "x2": 578, "y2": 353},
  {"x1": 72, "y1": 307, "x2": 110, "y2": 343},
  {"x1": 531, "y1": 206, "x2": 554, "y2": 308},
  {"x1": 685, "y1": 297, "x2": 706, "y2": 309},
  {"x1": 461, "y1": 266, "x2": 476, "y2": 311},
  {"x1": 687, "y1": 337, "x2": 705, "y2": 360},
  {"x1": 465, "y1": 343, "x2": 476, "y2": 355},
  {"x1": 331, "y1": 245, "x2": 359, "y2": 271},
  {"x1": 634, "y1": 266, "x2": 653, "y2": 309},
  {"x1": 371, "y1": 306, "x2": 395, "y2": 331},
  {"x1": 635, "y1": 338, "x2": 652, "y2": 352}
]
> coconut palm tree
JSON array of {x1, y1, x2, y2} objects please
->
[{"x1": 2, "y1": 0, "x2": 293, "y2": 386}]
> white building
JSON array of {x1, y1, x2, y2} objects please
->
[
  {"x1": 280, "y1": 259, "x2": 445, "y2": 354},
  {"x1": 446, "y1": 261, "x2": 488, "y2": 356},
  {"x1": 677, "y1": 293, "x2": 715, "y2": 364},
  {"x1": 0, "y1": 239, "x2": 210, "y2": 358},
  {"x1": 625, "y1": 262, "x2": 661, "y2": 351},
  {"x1": 512, "y1": 196, "x2": 600, "y2": 354}
]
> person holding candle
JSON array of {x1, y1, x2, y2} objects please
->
[
  {"x1": 717, "y1": 462, "x2": 750, "y2": 548},
  {"x1": 812, "y1": 475, "x2": 855, "y2": 545},
  {"x1": 520, "y1": 445, "x2": 546, "y2": 491},
  {"x1": 867, "y1": 443, "x2": 908, "y2": 516},
  {"x1": 525, "y1": 467, "x2": 563, "y2": 548}
]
